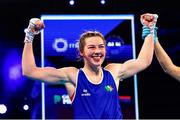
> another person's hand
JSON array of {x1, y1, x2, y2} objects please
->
[
  {"x1": 141, "y1": 13, "x2": 158, "y2": 42},
  {"x1": 140, "y1": 13, "x2": 158, "y2": 28},
  {"x1": 24, "y1": 18, "x2": 45, "y2": 43}
]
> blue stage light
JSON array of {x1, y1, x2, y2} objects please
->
[{"x1": 2, "y1": 49, "x2": 25, "y2": 92}]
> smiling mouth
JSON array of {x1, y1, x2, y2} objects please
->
[
  {"x1": 92, "y1": 55, "x2": 103, "y2": 61},
  {"x1": 92, "y1": 55, "x2": 103, "y2": 58},
  {"x1": 93, "y1": 56, "x2": 101, "y2": 59}
]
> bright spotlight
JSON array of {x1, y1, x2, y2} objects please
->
[
  {"x1": 0, "y1": 104, "x2": 7, "y2": 114},
  {"x1": 23, "y1": 104, "x2": 29, "y2": 111},
  {"x1": 69, "y1": 0, "x2": 75, "y2": 5},
  {"x1": 100, "y1": 0, "x2": 106, "y2": 5}
]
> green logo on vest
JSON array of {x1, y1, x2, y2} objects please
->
[{"x1": 104, "y1": 85, "x2": 113, "y2": 92}]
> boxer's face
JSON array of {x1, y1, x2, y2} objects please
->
[{"x1": 80, "y1": 36, "x2": 106, "y2": 68}]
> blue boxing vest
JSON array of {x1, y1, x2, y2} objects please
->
[{"x1": 72, "y1": 68, "x2": 123, "y2": 119}]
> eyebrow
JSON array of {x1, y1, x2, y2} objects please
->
[
  {"x1": 99, "y1": 44, "x2": 105, "y2": 46},
  {"x1": 87, "y1": 43, "x2": 105, "y2": 46}
]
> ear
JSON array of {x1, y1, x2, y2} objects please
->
[{"x1": 80, "y1": 51, "x2": 84, "y2": 56}]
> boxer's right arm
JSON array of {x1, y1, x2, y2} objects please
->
[{"x1": 22, "y1": 18, "x2": 77, "y2": 84}]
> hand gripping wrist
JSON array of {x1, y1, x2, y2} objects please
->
[
  {"x1": 142, "y1": 26, "x2": 150, "y2": 40},
  {"x1": 142, "y1": 26, "x2": 158, "y2": 43}
]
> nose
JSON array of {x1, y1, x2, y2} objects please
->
[
  {"x1": 94, "y1": 48, "x2": 102, "y2": 56},
  {"x1": 94, "y1": 47, "x2": 101, "y2": 53}
]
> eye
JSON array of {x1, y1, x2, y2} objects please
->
[
  {"x1": 99, "y1": 45, "x2": 105, "y2": 48},
  {"x1": 87, "y1": 45, "x2": 95, "y2": 49}
]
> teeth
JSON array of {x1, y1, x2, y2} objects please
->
[{"x1": 93, "y1": 55, "x2": 101, "y2": 57}]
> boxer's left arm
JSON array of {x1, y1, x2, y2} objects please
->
[{"x1": 105, "y1": 13, "x2": 156, "y2": 80}]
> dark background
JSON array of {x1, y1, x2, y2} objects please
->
[{"x1": 0, "y1": 0, "x2": 180, "y2": 119}]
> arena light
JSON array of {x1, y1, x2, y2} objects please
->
[
  {"x1": 0, "y1": 104, "x2": 7, "y2": 114},
  {"x1": 23, "y1": 104, "x2": 29, "y2": 111},
  {"x1": 3, "y1": 49, "x2": 25, "y2": 92},
  {"x1": 9, "y1": 65, "x2": 21, "y2": 80},
  {"x1": 100, "y1": 0, "x2": 106, "y2": 5},
  {"x1": 69, "y1": 0, "x2": 75, "y2": 5}
]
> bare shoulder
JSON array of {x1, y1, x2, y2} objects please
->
[
  {"x1": 104, "y1": 63, "x2": 122, "y2": 71},
  {"x1": 58, "y1": 67, "x2": 79, "y2": 76},
  {"x1": 57, "y1": 67, "x2": 79, "y2": 82},
  {"x1": 58, "y1": 66, "x2": 78, "y2": 71},
  {"x1": 104, "y1": 63, "x2": 124, "y2": 82},
  {"x1": 105, "y1": 63, "x2": 123, "y2": 76}
]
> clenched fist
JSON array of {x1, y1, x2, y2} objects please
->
[
  {"x1": 140, "y1": 13, "x2": 158, "y2": 28},
  {"x1": 24, "y1": 18, "x2": 45, "y2": 43}
]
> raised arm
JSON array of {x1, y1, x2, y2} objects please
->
[
  {"x1": 120, "y1": 13, "x2": 158, "y2": 79},
  {"x1": 22, "y1": 18, "x2": 77, "y2": 84},
  {"x1": 105, "y1": 13, "x2": 157, "y2": 81},
  {"x1": 155, "y1": 40, "x2": 180, "y2": 81},
  {"x1": 120, "y1": 34, "x2": 154, "y2": 79}
]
